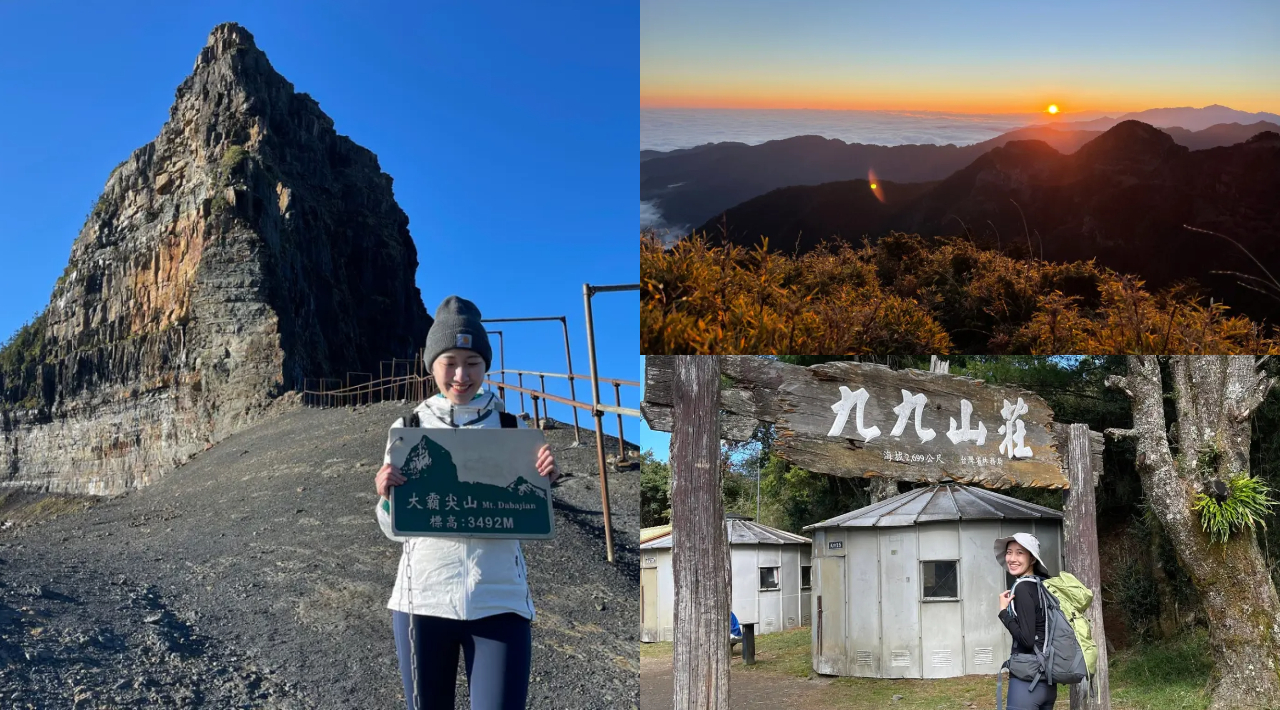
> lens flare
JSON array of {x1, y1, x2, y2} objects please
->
[{"x1": 868, "y1": 169, "x2": 885, "y2": 203}]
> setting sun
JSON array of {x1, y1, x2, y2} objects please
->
[{"x1": 1047, "y1": 104, "x2": 1060, "y2": 114}]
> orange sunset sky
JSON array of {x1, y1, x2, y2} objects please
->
[{"x1": 641, "y1": 0, "x2": 1280, "y2": 116}]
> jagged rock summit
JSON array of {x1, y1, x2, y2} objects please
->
[{"x1": 0, "y1": 23, "x2": 432, "y2": 495}]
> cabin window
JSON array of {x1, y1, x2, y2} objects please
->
[
  {"x1": 921, "y1": 560, "x2": 959, "y2": 599},
  {"x1": 800, "y1": 565, "x2": 812, "y2": 590},
  {"x1": 759, "y1": 566, "x2": 780, "y2": 590}
]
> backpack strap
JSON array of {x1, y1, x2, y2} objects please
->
[
  {"x1": 499, "y1": 411, "x2": 517, "y2": 429},
  {"x1": 1037, "y1": 580, "x2": 1054, "y2": 688}
]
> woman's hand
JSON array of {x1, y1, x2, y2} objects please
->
[
  {"x1": 998, "y1": 590, "x2": 1012, "y2": 611},
  {"x1": 376, "y1": 463, "x2": 406, "y2": 498},
  {"x1": 536, "y1": 445, "x2": 559, "y2": 484}
]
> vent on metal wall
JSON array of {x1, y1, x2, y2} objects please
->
[
  {"x1": 855, "y1": 650, "x2": 873, "y2": 666},
  {"x1": 764, "y1": 617, "x2": 776, "y2": 631},
  {"x1": 786, "y1": 616, "x2": 796, "y2": 628},
  {"x1": 802, "y1": 614, "x2": 811, "y2": 626},
  {"x1": 931, "y1": 650, "x2": 952, "y2": 667},
  {"x1": 891, "y1": 650, "x2": 910, "y2": 667},
  {"x1": 662, "y1": 626, "x2": 673, "y2": 641},
  {"x1": 974, "y1": 647, "x2": 994, "y2": 665}
]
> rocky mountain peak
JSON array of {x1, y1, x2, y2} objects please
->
[
  {"x1": 1, "y1": 23, "x2": 432, "y2": 495},
  {"x1": 196, "y1": 22, "x2": 260, "y2": 67}
]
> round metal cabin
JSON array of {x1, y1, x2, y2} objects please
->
[
  {"x1": 803, "y1": 484, "x2": 1062, "y2": 678},
  {"x1": 640, "y1": 515, "x2": 812, "y2": 643}
]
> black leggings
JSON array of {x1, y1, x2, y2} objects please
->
[
  {"x1": 1005, "y1": 676, "x2": 1058, "y2": 710},
  {"x1": 391, "y1": 611, "x2": 532, "y2": 710}
]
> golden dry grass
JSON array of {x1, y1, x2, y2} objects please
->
[{"x1": 641, "y1": 232, "x2": 1278, "y2": 355}]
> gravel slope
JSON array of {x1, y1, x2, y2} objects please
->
[{"x1": 0, "y1": 400, "x2": 640, "y2": 709}]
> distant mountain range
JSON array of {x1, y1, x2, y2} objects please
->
[
  {"x1": 643, "y1": 119, "x2": 1280, "y2": 230},
  {"x1": 1047, "y1": 104, "x2": 1280, "y2": 132},
  {"x1": 701, "y1": 122, "x2": 1280, "y2": 323}
]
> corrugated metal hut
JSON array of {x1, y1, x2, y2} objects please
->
[
  {"x1": 803, "y1": 484, "x2": 1062, "y2": 678},
  {"x1": 640, "y1": 515, "x2": 813, "y2": 643}
]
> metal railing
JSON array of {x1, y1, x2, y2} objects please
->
[
  {"x1": 490, "y1": 369, "x2": 640, "y2": 463},
  {"x1": 296, "y1": 283, "x2": 640, "y2": 562}
]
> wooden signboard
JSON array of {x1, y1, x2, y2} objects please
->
[
  {"x1": 387, "y1": 428, "x2": 555, "y2": 539},
  {"x1": 642, "y1": 356, "x2": 1070, "y2": 489}
]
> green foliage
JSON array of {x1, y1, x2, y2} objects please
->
[
  {"x1": 642, "y1": 231, "x2": 1278, "y2": 354},
  {"x1": 722, "y1": 453, "x2": 870, "y2": 534},
  {"x1": 1106, "y1": 548, "x2": 1163, "y2": 641},
  {"x1": 0, "y1": 312, "x2": 50, "y2": 409},
  {"x1": 1192, "y1": 473, "x2": 1276, "y2": 545},
  {"x1": 219, "y1": 144, "x2": 248, "y2": 178},
  {"x1": 639, "y1": 450, "x2": 672, "y2": 528}
]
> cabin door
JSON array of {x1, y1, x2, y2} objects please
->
[
  {"x1": 641, "y1": 567, "x2": 659, "y2": 642},
  {"x1": 813, "y1": 555, "x2": 847, "y2": 675}
]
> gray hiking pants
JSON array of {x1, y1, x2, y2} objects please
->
[{"x1": 1006, "y1": 676, "x2": 1058, "y2": 710}]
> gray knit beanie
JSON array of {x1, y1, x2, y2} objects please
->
[{"x1": 423, "y1": 296, "x2": 491, "y2": 370}]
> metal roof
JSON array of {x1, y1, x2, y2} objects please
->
[
  {"x1": 641, "y1": 525, "x2": 672, "y2": 544},
  {"x1": 641, "y1": 518, "x2": 811, "y2": 549},
  {"x1": 803, "y1": 484, "x2": 1063, "y2": 530}
]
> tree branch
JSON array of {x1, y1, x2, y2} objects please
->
[
  {"x1": 1105, "y1": 427, "x2": 1138, "y2": 441},
  {"x1": 1235, "y1": 360, "x2": 1275, "y2": 423},
  {"x1": 1105, "y1": 374, "x2": 1134, "y2": 399}
]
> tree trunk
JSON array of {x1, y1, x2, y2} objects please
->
[
  {"x1": 868, "y1": 477, "x2": 898, "y2": 503},
  {"x1": 1147, "y1": 519, "x2": 1185, "y2": 639},
  {"x1": 1108, "y1": 356, "x2": 1280, "y2": 710},
  {"x1": 671, "y1": 356, "x2": 731, "y2": 710},
  {"x1": 1060, "y1": 423, "x2": 1111, "y2": 710}
]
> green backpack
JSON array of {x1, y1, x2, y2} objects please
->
[{"x1": 1043, "y1": 572, "x2": 1099, "y2": 678}]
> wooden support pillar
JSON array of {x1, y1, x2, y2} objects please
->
[
  {"x1": 742, "y1": 623, "x2": 756, "y2": 666},
  {"x1": 1059, "y1": 423, "x2": 1112, "y2": 710},
  {"x1": 671, "y1": 356, "x2": 730, "y2": 710}
]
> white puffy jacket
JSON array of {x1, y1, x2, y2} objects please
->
[{"x1": 375, "y1": 390, "x2": 536, "y2": 621}]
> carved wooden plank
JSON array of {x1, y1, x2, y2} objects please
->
[{"x1": 643, "y1": 355, "x2": 1069, "y2": 489}]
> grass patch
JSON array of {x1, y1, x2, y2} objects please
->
[
  {"x1": 1109, "y1": 630, "x2": 1211, "y2": 710},
  {"x1": 735, "y1": 626, "x2": 813, "y2": 678},
  {"x1": 642, "y1": 627, "x2": 1213, "y2": 709},
  {"x1": 219, "y1": 144, "x2": 248, "y2": 176},
  {"x1": 0, "y1": 490, "x2": 97, "y2": 532}
]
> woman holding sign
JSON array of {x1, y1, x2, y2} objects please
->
[{"x1": 374, "y1": 296, "x2": 558, "y2": 710}]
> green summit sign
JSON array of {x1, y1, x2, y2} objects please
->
[{"x1": 387, "y1": 428, "x2": 555, "y2": 540}]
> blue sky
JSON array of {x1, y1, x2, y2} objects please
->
[{"x1": 0, "y1": 2, "x2": 638, "y2": 439}]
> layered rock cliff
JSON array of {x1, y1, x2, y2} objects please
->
[{"x1": 0, "y1": 23, "x2": 432, "y2": 494}]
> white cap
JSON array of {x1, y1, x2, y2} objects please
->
[{"x1": 994, "y1": 532, "x2": 1050, "y2": 577}]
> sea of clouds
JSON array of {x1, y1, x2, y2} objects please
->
[
  {"x1": 641, "y1": 108, "x2": 1045, "y2": 152},
  {"x1": 641, "y1": 108, "x2": 1045, "y2": 239}
]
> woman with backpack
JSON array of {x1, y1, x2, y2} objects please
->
[
  {"x1": 996, "y1": 532, "x2": 1058, "y2": 710},
  {"x1": 373, "y1": 296, "x2": 559, "y2": 710}
]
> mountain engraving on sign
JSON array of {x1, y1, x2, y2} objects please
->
[
  {"x1": 641, "y1": 356, "x2": 1069, "y2": 488},
  {"x1": 389, "y1": 428, "x2": 554, "y2": 539}
]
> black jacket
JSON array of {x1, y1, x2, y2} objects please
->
[{"x1": 998, "y1": 576, "x2": 1046, "y2": 654}]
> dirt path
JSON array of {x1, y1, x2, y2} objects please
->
[
  {"x1": 641, "y1": 656, "x2": 842, "y2": 710},
  {"x1": 0, "y1": 401, "x2": 639, "y2": 709}
]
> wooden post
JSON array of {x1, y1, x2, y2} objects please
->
[
  {"x1": 671, "y1": 356, "x2": 730, "y2": 710},
  {"x1": 742, "y1": 623, "x2": 756, "y2": 665},
  {"x1": 1060, "y1": 423, "x2": 1111, "y2": 710}
]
